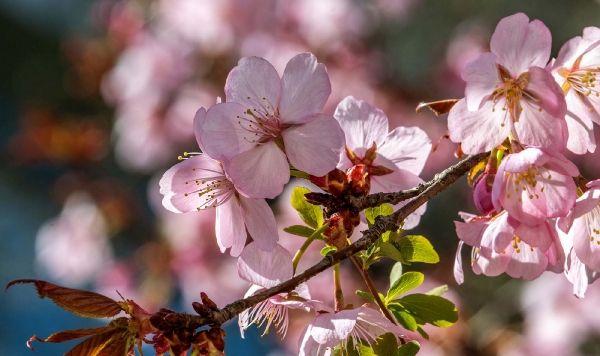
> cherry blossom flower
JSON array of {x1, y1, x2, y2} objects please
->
[
  {"x1": 557, "y1": 226, "x2": 600, "y2": 298},
  {"x1": 334, "y1": 96, "x2": 431, "y2": 229},
  {"x1": 159, "y1": 153, "x2": 278, "y2": 256},
  {"x1": 448, "y1": 13, "x2": 567, "y2": 154},
  {"x1": 558, "y1": 179, "x2": 600, "y2": 276},
  {"x1": 198, "y1": 53, "x2": 345, "y2": 199},
  {"x1": 237, "y1": 242, "x2": 311, "y2": 339},
  {"x1": 491, "y1": 146, "x2": 579, "y2": 226},
  {"x1": 551, "y1": 27, "x2": 600, "y2": 154},
  {"x1": 454, "y1": 211, "x2": 564, "y2": 281},
  {"x1": 298, "y1": 305, "x2": 405, "y2": 356}
]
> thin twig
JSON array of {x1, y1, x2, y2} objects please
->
[{"x1": 190, "y1": 152, "x2": 490, "y2": 327}]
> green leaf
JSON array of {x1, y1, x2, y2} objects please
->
[
  {"x1": 397, "y1": 294, "x2": 458, "y2": 328},
  {"x1": 397, "y1": 235, "x2": 439, "y2": 264},
  {"x1": 425, "y1": 285, "x2": 448, "y2": 297},
  {"x1": 334, "y1": 339, "x2": 375, "y2": 356},
  {"x1": 365, "y1": 204, "x2": 394, "y2": 225},
  {"x1": 379, "y1": 242, "x2": 408, "y2": 264},
  {"x1": 387, "y1": 304, "x2": 418, "y2": 331},
  {"x1": 283, "y1": 225, "x2": 316, "y2": 238},
  {"x1": 389, "y1": 262, "x2": 403, "y2": 288},
  {"x1": 291, "y1": 186, "x2": 323, "y2": 229},
  {"x1": 320, "y1": 245, "x2": 337, "y2": 256},
  {"x1": 386, "y1": 272, "x2": 424, "y2": 303},
  {"x1": 416, "y1": 326, "x2": 429, "y2": 340},
  {"x1": 372, "y1": 333, "x2": 400, "y2": 356},
  {"x1": 398, "y1": 341, "x2": 420, "y2": 356},
  {"x1": 356, "y1": 290, "x2": 376, "y2": 303}
]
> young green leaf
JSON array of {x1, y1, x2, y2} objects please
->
[
  {"x1": 372, "y1": 333, "x2": 400, "y2": 356},
  {"x1": 379, "y1": 242, "x2": 408, "y2": 264},
  {"x1": 398, "y1": 341, "x2": 420, "y2": 356},
  {"x1": 291, "y1": 186, "x2": 323, "y2": 229},
  {"x1": 386, "y1": 272, "x2": 424, "y2": 303},
  {"x1": 389, "y1": 262, "x2": 403, "y2": 288},
  {"x1": 425, "y1": 285, "x2": 448, "y2": 297},
  {"x1": 364, "y1": 204, "x2": 394, "y2": 225},
  {"x1": 356, "y1": 290, "x2": 376, "y2": 303},
  {"x1": 387, "y1": 304, "x2": 418, "y2": 331},
  {"x1": 320, "y1": 245, "x2": 337, "y2": 256},
  {"x1": 283, "y1": 225, "x2": 316, "y2": 238},
  {"x1": 397, "y1": 294, "x2": 458, "y2": 328},
  {"x1": 397, "y1": 235, "x2": 440, "y2": 264},
  {"x1": 416, "y1": 326, "x2": 429, "y2": 340}
]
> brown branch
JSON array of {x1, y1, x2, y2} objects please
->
[{"x1": 191, "y1": 151, "x2": 490, "y2": 327}]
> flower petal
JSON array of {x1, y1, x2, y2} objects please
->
[
  {"x1": 227, "y1": 140, "x2": 290, "y2": 199},
  {"x1": 462, "y1": 52, "x2": 500, "y2": 111},
  {"x1": 514, "y1": 220, "x2": 554, "y2": 252},
  {"x1": 333, "y1": 96, "x2": 389, "y2": 150},
  {"x1": 239, "y1": 196, "x2": 279, "y2": 252},
  {"x1": 225, "y1": 56, "x2": 281, "y2": 111},
  {"x1": 310, "y1": 308, "x2": 360, "y2": 345},
  {"x1": 279, "y1": 53, "x2": 331, "y2": 124},
  {"x1": 454, "y1": 241, "x2": 465, "y2": 285},
  {"x1": 490, "y1": 13, "x2": 551, "y2": 75},
  {"x1": 237, "y1": 242, "x2": 291, "y2": 287},
  {"x1": 448, "y1": 99, "x2": 512, "y2": 154},
  {"x1": 216, "y1": 198, "x2": 246, "y2": 256},
  {"x1": 377, "y1": 126, "x2": 431, "y2": 175},
  {"x1": 526, "y1": 66, "x2": 567, "y2": 119},
  {"x1": 482, "y1": 212, "x2": 517, "y2": 255},
  {"x1": 505, "y1": 243, "x2": 548, "y2": 280},
  {"x1": 283, "y1": 114, "x2": 345, "y2": 177},
  {"x1": 194, "y1": 107, "x2": 208, "y2": 153},
  {"x1": 201, "y1": 102, "x2": 258, "y2": 160},
  {"x1": 572, "y1": 212, "x2": 600, "y2": 272},
  {"x1": 513, "y1": 100, "x2": 567, "y2": 152},
  {"x1": 370, "y1": 169, "x2": 424, "y2": 194}
]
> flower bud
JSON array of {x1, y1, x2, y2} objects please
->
[
  {"x1": 309, "y1": 168, "x2": 349, "y2": 196},
  {"x1": 346, "y1": 164, "x2": 370, "y2": 195},
  {"x1": 473, "y1": 172, "x2": 494, "y2": 215}
]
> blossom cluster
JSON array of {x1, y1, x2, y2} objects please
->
[{"x1": 450, "y1": 13, "x2": 600, "y2": 297}]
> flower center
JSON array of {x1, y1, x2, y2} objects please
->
[
  {"x1": 566, "y1": 67, "x2": 600, "y2": 104},
  {"x1": 586, "y1": 206, "x2": 600, "y2": 244},
  {"x1": 179, "y1": 159, "x2": 235, "y2": 210},
  {"x1": 491, "y1": 65, "x2": 539, "y2": 124},
  {"x1": 505, "y1": 166, "x2": 550, "y2": 203},
  {"x1": 237, "y1": 96, "x2": 282, "y2": 144}
]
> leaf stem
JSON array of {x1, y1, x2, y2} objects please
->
[
  {"x1": 334, "y1": 263, "x2": 345, "y2": 312},
  {"x1": 292, "y1": 223, "x2": 329, "y2": 274}
]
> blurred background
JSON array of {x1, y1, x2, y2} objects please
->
[{"x1": 2, "y1": 0, "x2": 600, "y2": 355}]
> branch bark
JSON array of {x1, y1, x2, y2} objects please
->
[{"x1": 193, "y1": 151, "x2": 490, "y2": 327}]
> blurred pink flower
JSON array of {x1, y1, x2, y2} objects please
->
[
  {"x1": 551, "y1": 27, "x2": 600, "y2": 154},
  {"x1": 199, "y1": 53, "x2": 345, "y2": 199},
  {"x1": 237, "y1": 242, "x2": 311, "y2": 339},
  {"x1": 35, "y1": 192, "x2": 113, "y2": 286},
  {"x1": 448, "y1": 13, "x2": 567, "y2": 154}
]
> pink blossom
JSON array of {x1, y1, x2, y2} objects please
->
[
  {"x1": 334, "y1": 96, "x2": 431, "y2": 229},
  {"x1": 298, "y1": 305, "x2": 405, "y2": 356},
  {"x1": 237, "y1": 242, "x2": 311, "y2": 339},
  {"x1": 558, "y1": 179, "x2": 600, "y2": 274},
  {"x1": 198, "y1": 53, "x2": 345, "y2": 199},
  {"x1": 159, "y1": 154, "x2": 278, "y2": 256},
  {"x1": 454, "y1": 211, "x2": 564, "y2": 281},
  {"x1": 448, "y1": 13, "x2": 567, "y2": 154},
  {"x1": 551, "y1": 27, "x2": 600, "y2": 154},
  {"x1": 491, "y1": 147, "x2": 579, "y2": 226}
]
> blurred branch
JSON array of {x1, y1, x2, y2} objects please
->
[{"x1": 191, "y1": 151, "x2": 490, "y2": 327}]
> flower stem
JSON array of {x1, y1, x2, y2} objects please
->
[
  {"x1": 350, "y1": 256, "x2": 399, "y2": 327},
  {"x1": 290, "y1": 169, "x2": 309, "y2": 180},
  {"x1": 292, "y1": 223, "x2": 329, "y2": 274},
  {"x1": 334, "y1": 263, "x2": 345, "y2": 312}
]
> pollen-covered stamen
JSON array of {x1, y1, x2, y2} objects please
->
[
  {"x1": 183, "y1": 167, "x2": 235, "y2": 210},
  {"x1": 244, "y1": 299, "x2": 289, "y2": 339},
  {"x1": 505, "y1": 165, "x2": 547, "y2": 202},
  {"x1": 491, "y1": 66, "x2": 541, "y2": 124},
  {"x1": 567, "y1": 67, "x2": 600, "y2": 104},
  {"x1": 178, "y1": 152, "x2": 203, "y2": 160},
  {"x1": 586, "y1": 206, "x2": 600, "y2": 245},
  {"x1": 236, "y1": 96, "x2": 283, "y2": 144}
]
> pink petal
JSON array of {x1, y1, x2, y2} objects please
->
[
  {"x1": 377, "y1": 126, "x2": 431, "y2": 175},
  {"x1": 225, "y1": 56, "x2": 281, "y2": 111},
  {"x1": 237, "y1": 242, "x2": 291, "y2": 287},
  {"x1": 334, "y1": 96, "x2": 389, "y2": 150},
  {"x1": 462, "y1": 52, "x2": 500, "y2": 111},
  {"x1": 501, "y1": 148, "x2": 548, "y2": 172},
  {"x1": 194, "y1": 107, "x2": 208, "y2": 153},
  {"x1": 539, "y1": 148, "x2": 580, "y2": 177},
  {"x1": 512, "y1": 100, "x2": 567, "y2": 152},
  {"x1": 448, "y1": 99, "x2": 512, "y2": 154},
  {"x1": 299, "y1": 325, "x2": 327, "y2": 356},
  {"x1": 564, "y1": 92, "x2": 596, "y2": 154},
  {"x1": 310, "y1": 309, "x2": 360, "y2": 345},
  {"x1": 514, "y1": 220, "x2": 554, "y2": 252},
  {"x1": 369, "y1": 169, "x2": 424, "y2": 194},
  {"x1": 474, "y1": 249, "x2": 511, "y2": 277},
  {"x1": 216, "y1": 198, "x2": 247, "y2": 256},
  {"x1": 357, "y1": 307, "x2": 405, "y2": 338},
  {"x1": 201, "y1": 102, "x2": 258, "y2": 160},
  {"x1": 283, "y1": 114, "x2": 345, "y2": 177},
  {"x1": 565, "y1": 249, "x2": 589, "y2": 298},
  {"x1": 572, "y1": 212, "x2": 600, "y2": 272},
  {"x1": 482, "y1": 212, "x2": 516, "y2": 255},
  {"x1": 227, "y1": 140, "x2": 290, "y2": 199},
  {"x1": 526, "y1": 66, "x2": 567, "y2": 119},
  {"x1": 239, "y1": 196, "x2": 279, "y2": 252},
  {"x1": 279, "y1": 53, "x2": 331, "y2": 124},
  {"x1": 536, "y1": 171, "x2": 576, "y2": 220},
  {"x1": 490, "y1": 13, "x2": 551, "y2": 75},
  {"x1": 454, "y1": 241, "x2": 465, "y2": 285},
  {"x1": 454, "y1": 219, "x2": 487, "y2": 246},
  {"x1": 505, "y1": 243, "x2": 548, "y2": 280},
  {"x1": 553, "y1": 35, "x2": 584, "y2": 69}
]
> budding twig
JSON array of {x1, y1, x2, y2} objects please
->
[{"x1": 190, "y1": 152, "x2": 490, "y2": 327}]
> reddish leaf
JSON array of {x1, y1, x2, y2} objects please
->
[
  {"x1": 416, "y1": 99, "x2": 459, "y2": 116},
  {"x1": 6, "y1": 279, "x2": 123, "y2": 318},
  {"x1": 65, "y1": 328, "x2": 127, "y2": 356},
  {"x1": 27, "y1": 326, "x2": 113, "y2": 350}
]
